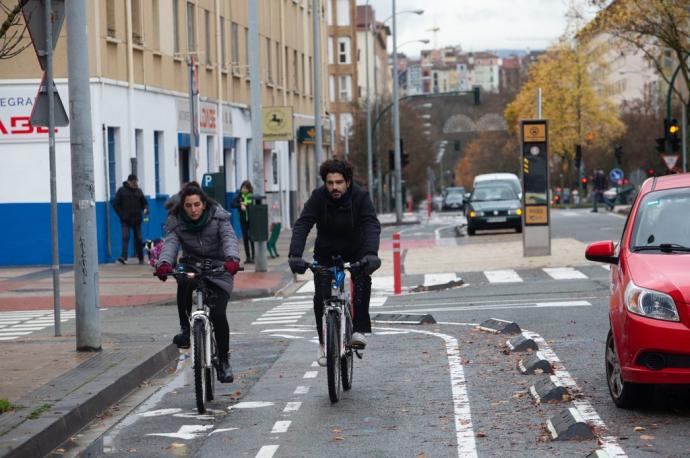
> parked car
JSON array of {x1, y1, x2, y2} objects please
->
[
  {"x1": 442, "y1": 186, "x2": 465, "y2": 212},
  {"x1": 473, "y1": 173, "x2": 522, "y2": 200},
  {"x1": 466, "y1": 184, "x2": 522, "y2": 235},
  {"x1": 585, "y1": 174, "x2": 690, "y2": 408}
]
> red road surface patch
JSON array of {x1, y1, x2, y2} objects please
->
[{"x1": 379, "y1": 239, "x2": 436, "y2": 250}]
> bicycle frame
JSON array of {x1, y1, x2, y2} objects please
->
[
  {"x1": 191, "y1": 288, "x2": 214, "y2": 369},
  {"x1": 321, "y1": 264, "x2": 352, "y2": 357}
]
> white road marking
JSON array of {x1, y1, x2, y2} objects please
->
[
  {"x1": 311, "y1": 361, "x2": 319, "y2": 367},
  {"x1": 0, "y1": 331, "x2": 34, "y2": 336},
  {"x1": 484, "y1": 269, "x2": 522, "y2": 283},
  {"x1": 543, "y1": 267, "x2": 587, "y2": 280},
  {"x1": 284, "y1": 402, "x2": 301, "y2": 412},
  {"x1": 261, "y1": 312, "x2": 305, "y2": 317},
  {"x1": 269, "y1": 334, "x2": 303, "y2": 339},
  {"x1": 138, "y1": 408, "x2": 182, "y2": 417},
  {"x1": 147, "y1": 424, "x2": 213, "y2": 440},
  {"x1": 260, "y1": 328, "x2": 314, "y2": 333},
  {"x1": 255, "y1": 445, "x2": 279, "y2": 458},
  {"x1": 294, "y1": 386, "x2": 310, "y2": 394},
  {"x1": 209, "y1": 427, "x2": 238, "y2": 435},
  {"x1": 229, "y1": 401, "x2": 274, "y2": 409},
  {"x1": 424, "y1": 273, "x2": 459, "y2": 286},
  {"x1": 370, "y1": 296, "x2": 388, "y2": 307},
  {"x1": 252, "y1": 320, "x2": 299, "y2": 325},
  {"x1": 270, "y1": 421, "x2": 291, "y2": 433},
  {"x1": 303, "y1": 371, "x2": 318, "y2": 379},
  {"x1": 384, "y1": 300, "x2": 591, "y2": 314},
  {"x1": 525, "y1": 331, "x2": 627, "y2": 457}
]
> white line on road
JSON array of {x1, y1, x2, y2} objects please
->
[
  {"x1": 303, "y1": 371, "x2": 318, "y2": 379},
  {"x1": 294, "y1": 386, "x2": 310, "y2": 394},
  {"x1": 270, "y1": 421, "x2": 291, "y2": 433},
  {"x1": 543, "y1": 267, "x2": 588, "y2": 280},
  {"x1": 269, "y1": 334, "x2": 304, "y2": 339},
  {"x1": 424, "y1": 273, "x2": 459, "y2": 286},
  {"x1": 484, "y1": 269, "x2": 523, "y2": 283},
  {"x1": 251, "y1": 320, "x2": 299, "y2": 325},
  {"x1": 384, "y1": 300, "x2": 592, "y2": 314},
  {"x1": 255, "y1": 445, "x2": 279, "y2": 458},
  {"x1": 283, "y1": 402, "x2": 302, "y2": 412}
]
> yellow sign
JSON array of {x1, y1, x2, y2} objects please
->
[
  {"x1": 262, "y1": 106, "x2": 293, "y2": 141},
  {"x1": 523, "y1": 123, "x2": 546, "y2": 143},
  {"x1": 525, "y1": 205, "x2": 548, "y2": 225}
]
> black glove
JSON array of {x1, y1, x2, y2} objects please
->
[
  {"x1": 289, "y1": 257, "x2": 308, "y2": 274},
  {"x1": 360, "y1": 254, "x2": 381, "y2": 275}
]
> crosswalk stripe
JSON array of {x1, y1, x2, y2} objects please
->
[
  {"x1": 484, "y1": 269, "x2": 523, "y2": 283},
  {"x1": 251, "y1": 320, "x2": 298, "y2": 325},
  {"x1": 543, "y1": 267, "x2": 587, "y2": 280},
  {"x1": 423, "y1": 273, "x2": 459, "y2": 286}
]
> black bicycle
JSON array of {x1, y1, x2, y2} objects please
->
[
  {"x1": 169, "y1": 258, "x2": 226, "y2": 414},
  {"x1": 305, "y1": 257, "x2": 364, "y2": 403}
]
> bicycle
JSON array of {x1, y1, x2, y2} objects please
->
[
  {"x1": 167, "y1": 257, "x2": 228, "y2": 414},
  {"x1": 304, "y1": 257, "x2": 364, "y2": 403}
]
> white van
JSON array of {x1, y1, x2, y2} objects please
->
[{"x1": 473, "y1": 173, "x2": 522, "y2": 200}]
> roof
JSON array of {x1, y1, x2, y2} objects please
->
[
  {"x1": 355, "y1": 5, "x2": 375, "y2": 28},
  {"x1": 643, "y1": 173, "x2": 690, "y2": 193}
]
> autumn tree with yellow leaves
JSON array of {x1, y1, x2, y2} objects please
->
[{"x1": 504, "y1": 40, "x2": 625, "y2": 182}]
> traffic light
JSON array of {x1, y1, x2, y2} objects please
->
[
  {"x1": 388, "y1": 150, "x2": 394, "y2": 170},
  {"x1": 656, "y1": 137, "x2": 666, "y2": 153},
  {"x1": 668, "y1": 118, "x2": 681, "y2": 153},
  {"x1": 574, "y1": 144, "x2": 582, "y2": 171},
  {"x1": 402, "y1": 152, "x2": 410, "y2": 168},
  {"x1": 581, "y1": 177, "x2": 588, "y2": 185},
  {"x1": 614, "y1": 145, "x2": 622, "y2": 165},
  {"x1": 648, "y1": 168, "x2": 655, "y2": 177}
]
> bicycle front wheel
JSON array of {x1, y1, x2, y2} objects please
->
[
  {"x1": 341, "y1": 307, "x2": 354, "y2": 391},
  {"x1": 326, "y1": 309, "x2": 342, "y2": 403},
  {"x1": 205, "y1": 332, "x2": 216, "y2": 402},
  {"x1": 193, "y1": 320, "x2": 208, "y2": 414}
]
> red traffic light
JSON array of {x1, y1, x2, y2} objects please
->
[
  {"x1": 648, "y1": 169, "x2": 655, "y2": 176},
  {"x1": 581, "y1": 177, "x2": 588, "y2": 185}
]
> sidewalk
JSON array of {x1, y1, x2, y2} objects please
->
[{"x1": 0, "y1": 230, "x2": 297, "y2": 458}]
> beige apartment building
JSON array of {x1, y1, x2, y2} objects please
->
[{"x1": 0, "y1": 0, "x2": 332, "y2": 265}]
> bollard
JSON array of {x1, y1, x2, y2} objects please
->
[
  {"x1": 407, "y1": 197, "x2": 413, "y2": 213},
  {"x1": 393, "y1": 232, "x2": 401, "y2": 295},
  {"x1": 427, "y1": 193, "x2": 432, "y2": 218}
]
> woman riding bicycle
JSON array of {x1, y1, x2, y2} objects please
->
[{"x1": 154, "y1": 182, "x2": 240, "y2": 383}]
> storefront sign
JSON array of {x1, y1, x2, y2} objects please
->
[
  {"x1": 262, "y1": 106, "x2": 293, "y2": 141},
  {"x1": 297, "y1": 125, "x2": 331, "y2": 145},
  {"x1": 0, "y1": 86, "x2": 70, "y2": 143}
]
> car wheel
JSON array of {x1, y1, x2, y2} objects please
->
[
  {"x1": 605, "y1": 329, "x2": 652, "y2": 408},
  {"x1": 467, "y1": 226, "x2": 476, "y2": 236}
]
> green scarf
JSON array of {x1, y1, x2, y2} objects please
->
[{"x1": 181, "y1": 208, "x2": 210, "y2": 232}]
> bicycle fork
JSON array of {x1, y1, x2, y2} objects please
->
[{"x1": 191, "y1": 291, "x2": 213, "y2": 368}]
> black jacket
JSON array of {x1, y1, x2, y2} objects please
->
[
  {"x1": 289, "y1": 184, "x2": 380, "y2": 263},
  {"x1": 112, "y1": 182, "x2": 148, "y2": 224}
]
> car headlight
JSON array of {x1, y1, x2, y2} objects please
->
[
  {"x1": 624, "y1": 281, "x2": 679, "y2": 322},
  {"x1": 508, "y1": 208, "x2": 523, "y2": 216},
  {"x1": 469, "y1": 211, "x2": 483, "y2": 218}
]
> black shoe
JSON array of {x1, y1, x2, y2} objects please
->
[
  {"x1": 245, "y1": 258, "x2": 254, "y2": 264},
  {"x1": 138, "y1": 258, "x2": 145, "y2": 265},
  {"x1": 217, "y1": 358, "x2": 234, "y2": 383},
  {"x1": 117, "y1": 257, "x2": 127, "y2": 265},
  {"x1": 173, "y1": 331, "x2": 190, "y2": 349}
]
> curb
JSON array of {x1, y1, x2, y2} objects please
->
[{"x1": 0, "y1": 344, "x2": 178, "y2": 458}]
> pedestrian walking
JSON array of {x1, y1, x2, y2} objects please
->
[
  {"x1": 113, "y1": 174, "x2": 149, "y2": 264},
  {"x1": 232, "y1": 180, "x2": 255, "y2": 264}
]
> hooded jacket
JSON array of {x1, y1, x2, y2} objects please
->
[
  {"x1": 112, "y1": 182, "x2": 148, "y2": 224},
  {"x1": 289, "y1": 183, "x2": 380, "y2": 263},
  {"x1": 158, "y1": 204, "x2": 240, "y2": 294}
]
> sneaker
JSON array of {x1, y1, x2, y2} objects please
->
[
  {"x1": 117, "y1": 257, "x2": 127, "y2": 265},
  {"x1": 351, "y1": 332, "x2": 367, "y2": 350},
  {"x1": 317, "y1": 345, "x2": 327, "y2": 367},
  {"x1": 217, "y1": 358, "x2": 234, "y2": 383},
  {"x1": 173, "y1": 332, "x2": 190, "y2": 349}
]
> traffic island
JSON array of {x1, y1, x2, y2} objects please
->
[
  {"x1": 477, "y1": 318, "x2": 521, "y2": 335},
  {"x1": 518, "y1": 351, "x2": 553, "y2": 374},
  {"x1": 546, "y1": 408, "x2": 595, "y2": 441}
]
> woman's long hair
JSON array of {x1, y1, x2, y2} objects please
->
[
  {"x1": 240, "y1": 180, "x2": 253, "y2": 193},
  {"x1": 172, "y1": 181, "x2": 217, "y2": 216}
]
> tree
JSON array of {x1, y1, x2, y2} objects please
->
[
  {"x1": 504, "y1": 39, "x2": 625, "y2": 182},
  {"x1": 0, "y1": 0, "x2": 31, "y2": 59},
  {"x1": 587, "y1": 0, "x2": 690, "y2": 106},
  {"x1": 454, "y1": 132, "x2": 519, "y2": 188}
]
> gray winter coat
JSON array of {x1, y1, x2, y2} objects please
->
[{"x1": 158, "y1": 204, "x2": 240, "y2": 294}]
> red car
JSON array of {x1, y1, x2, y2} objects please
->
[{"x1": 586, "y1": 173, "x2": 690, "y2": 408}]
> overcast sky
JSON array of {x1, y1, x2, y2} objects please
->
[{"x1": 366, "y1": 0, "x2": 575, "y2": 56}]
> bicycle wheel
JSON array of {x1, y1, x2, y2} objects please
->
[
  {"x1": 205, "y1": 331, "x2": 216, "y2": 402},
  {"x1": 193, "y1": 320, "x2": 207, "y2": 414},
  {"x1": 341, "y1": 306, "x2": 354, "y2": 391},
  {"x1": 326, "y1": 309, "x2": 341, "y2": 403}
]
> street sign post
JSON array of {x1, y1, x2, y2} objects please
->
[
  {"x1": 609, "y1": 168, "x2": 624, "y2": 185},
  {"x1": 521, "y1": 119, "x2": 550, "y2": 257}
]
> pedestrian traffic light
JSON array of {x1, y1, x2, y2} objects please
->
[
  {"x1": 614, "y1": 145, "x2": 623, "y2": 165},
  {"x1": 574, "y1": 144, "x2": 582, "y2": 171},
  {"x1": 402, "y1": 152, "x2": 410, "y2": 168},
  {"x1": 668, "y1": 118, "x2": 681, "y2": 153}
]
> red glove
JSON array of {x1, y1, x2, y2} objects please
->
[
  {"x1": 155, "y1": 263, "x2": 173, "y2": 281},
  {"x1": 224, "y1": 258, "x2": 240, "y2": 275}
]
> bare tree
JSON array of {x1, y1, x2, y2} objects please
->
[{"x1": 0, "y1": 0, "x2": 31, "y2": 60}]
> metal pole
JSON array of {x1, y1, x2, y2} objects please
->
[
  {"x1": 365, "y1": 2, "x2": 374, "y2": 197},
  {"x1": 312, "y1": 0, "x2": 323, "y2": 169},
  {"x1": 67, "y1": 0, "x2": 101, "y2": 351},
  {"x1": 45, "y1": 0, "x2": 61, "y2": 336},
  {"x1": 189, "y1": 56, "x2": 198, "y2": 180},
  {"x1": 248, "y1": 0, "x2": 267, "y2": 272},
  {"x1": 536, "y1": 88, "x2": 542, "y2": 119},
  {"x1": 392, "y1": 0, "x2": 403, "y2": 223},
  {"x1": 683, "y1": 103, "x2": 688, "y2": 173}
]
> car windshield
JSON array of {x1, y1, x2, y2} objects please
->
[
  {"x1": 471, "y1": 186, "x2": 516, "y2": 202},
  {"x1": 631, "y1": 189, "x2": 690, "y2": 251},
  {"x1": 475, "y1": 179, "x2": 521, "y2": 197}
]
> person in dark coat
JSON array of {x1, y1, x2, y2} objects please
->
[
  {"x1": 288, "y1": 159, "x2": 381, "y2": 366},
  {"x1": 154, "y1": 182, "x2": 241, "y2": 383},
  {"x1": 231, "y1": 180, "x2": 255, "y2": 264},
  {"x1": 112, "y1": 174, "x2": 149, "y2": 264}
]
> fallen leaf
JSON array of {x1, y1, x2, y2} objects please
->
[
  {"x1": 167, "y1": 443, "x2": 185, "y2": 449},
  {"x1": 533, "y1": 368, "x2": 544, "y2": 374},
  {"x1": 640, "y1": 435, "x2": 655, "y2": 441},
  {"x1": 332, "y1": 436, "x2": 345, "y2": 441},
  {"x1": 417, "y1": 453, "x2": 426, "y2": 458},
  {"x1": 634, "y1": 426, "x2": 645, "y2": 432},
  {"x1": 476, "y1": 432, "x2": 487, "y2": 438}
]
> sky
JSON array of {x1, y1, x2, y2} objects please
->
[{"x1": 366, "y1": 0, "x2": 575, "y2": 57}]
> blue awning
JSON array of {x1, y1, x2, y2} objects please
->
[
  {"x1": 178, "y1": 133, "x2": 191, "y2": 148},
  {"x1": 223, "y1": 137, "x2": 236, "y2": 149}
]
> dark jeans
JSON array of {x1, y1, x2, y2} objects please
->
[
  {"x1": 176, "y1": 277, "x2": 231, "y2": 357},
  {"x1": 240, "y1": 218, "x2": 255, "y2": 261},
  {"x1": 120, "y1": 221, "x2": 143, "y2": 260},
  {"x1": 313, "y1": 266, "x2": 372, "y2": 344}
]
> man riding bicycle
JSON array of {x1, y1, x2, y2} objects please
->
[
  {"x1": 288, "y1": 159, "x2": 381, "y2": 366},
  {"x1": 154, "y1": 182, "x2": 241, "y2": 383}
]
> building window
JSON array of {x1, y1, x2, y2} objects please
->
[
  {"x1": 293, "y1": 49, "x2": 299, "y2": 91},
  {"x1": 220, "y1": 17, "x2": 226, "y2": 69},
  {"x1": 172, "y1": 0, "x2": 179, "y2": 53},
  {"x1": 231, "y1": 22, "x2": 239, "y2": 74},
  {"x1": 106, "y1": 0, "x2": 116, "y2": 38},
  {"x1": 285, "y1": 46, "x2": 290, "y2": 88},
  {"x1": 326, "y1": 0, "x2": 333, "y2": 25},
  {"x1": 328, "y1": 37, "x2": 334, "y2": 64},
  {"x1": 308, "y1": 56, "x2": 313, "y2": 95},
  {"x1": 152, "y1": 0, "x2": 160, "y2": 50},
  {"x1": 186, "y1": 2, "x2": 196, "y2": 53},
  {"x1": 204, "y1": 9, "x2": 211, "y2": 65},
  {"x1": 154, "y1": 131, "x2": 162, "y2": 196},
  {"x1": 339, "y1": 74, "x2": 352, "y2": 101},
  {"x1": 301, "y1": 53, "x2": 305, "y2": 94},
  {"x1": 266, "y1": 37, "x2": 273, "y2": 83},
  {"x1": 337, "y1": 37, "x2": 351, "y2": 64},
  {"x1": 336, "y1": 0, "x2": 349, "y2": 26},
  {"x1": 131, "y1": 0, "x2": 143, "y2": 45},
  {"x1": 276, "y1": 41, "x2": 282, "y2": 85},
  {"x1": 329, "y1": 75, "x2": 335, "y2": 102},
  {"x1": 107, "y1": 127, "x2": 118, "y2": 197},
  {"x1": 245, "y1": 27, "x2": 250, "y2": 76}
]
